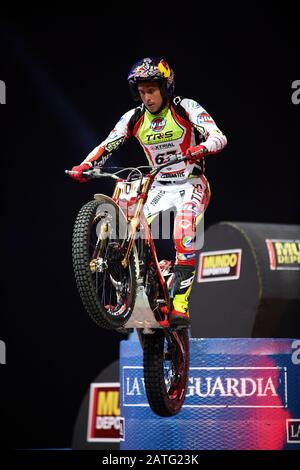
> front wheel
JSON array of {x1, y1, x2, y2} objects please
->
[
  {"x1": 72, "y1": 198, "x2": 137, "y2": 329},
  {"x1": 143, "y1": 329, "x2": 190, "y2": 417}
]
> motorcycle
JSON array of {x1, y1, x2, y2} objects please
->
[{"x1": 66, "y1": 153, "x2": 190, "y2": 417}]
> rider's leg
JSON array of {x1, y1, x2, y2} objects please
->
[
  {"x1": 143, "y1": 186, "x2": 177, "y2": 243},
  {"x1": 170, "y1": 181, "x2": 210, "y2": 327},
  {"x1": 170, "y1": 217, "x2": 196, "y2": 327}
]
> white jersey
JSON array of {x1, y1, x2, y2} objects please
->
[{"x1": 83, "y1": 96, "x2": 227, "y2": 184}]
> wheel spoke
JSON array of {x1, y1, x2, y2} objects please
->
[
  {"x1": 143, "y1": 329, "x2": 189, "y2": 416},
  {"x1": 72, "y1": 199, "x2": 136, "y2": 329}
]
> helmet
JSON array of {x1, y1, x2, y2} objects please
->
[{"x1": 127, "y1": 57, "x2": 175, "y2": 101}]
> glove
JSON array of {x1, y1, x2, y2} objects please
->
[
  {"x1": 186, "y1": 145, "x2": 208, "y2": 163},
  {"x1": 69, "y1": 163, "x2": 91, "y2": 183}
]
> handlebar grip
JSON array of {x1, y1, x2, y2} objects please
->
[
  {"x1": 167, "y1": 154, "x2": 177, "y2": 165},
  {"x1": 65, "y1": 169, "x2": 92, "y2": 176},
  {"x1": 168, "y1": 154, "x2": 186, "y2": 165}
]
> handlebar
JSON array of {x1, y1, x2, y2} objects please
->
[
  {"x1": 65, "y1": 168, "x2": 118, "y2": 179},
  {"x1": 65, "y1": 153, "x2": 187, "y2": 180}
]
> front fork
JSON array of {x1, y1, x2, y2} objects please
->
[
  {"x1": 89, "y1": 217, "x2": 111, "y2": 273},
  {"x1": 120, "y1": 177, "x2": 152, "y2": 269},
  {"x1": 116, "y1": 177, "x2": 171, "y2": 323}
]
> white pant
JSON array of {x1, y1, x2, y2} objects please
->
[{"x1": 143, "y1": 177, "x2": 210, "y2": 265}]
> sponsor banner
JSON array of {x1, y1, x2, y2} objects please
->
[
  {"x1": 198, "y1": 249, "x2": 242, "y2": 282},
  {"x1": 121, "y1": 338, "x2": 300, "y2": 450},
  {"x1": 87, "y1": 383, "x2": 124, "y2": 442},
  {"x1": 122, "y1": 366, "x2": 288, "y2": 409},
  {"x1": 286, "y1": 419, "x2": 300, "y2": 443},
  {"x1": 266, "y1": 239, "x2": 300, "y2": 270}
]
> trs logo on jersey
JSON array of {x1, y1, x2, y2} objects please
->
[
  {"x1": 87, "y1": 383, "x2": 124, "y2": 442},
  {"x1": 146, "y1": 130, "x2": 174, "y2": 142},
  {"x1": 151, "y1": 117, "x2": 166, "y2": 132}
]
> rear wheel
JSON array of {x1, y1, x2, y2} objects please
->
[
  {"x1": 143, "y1": 328, "x2": 190, "y2": 416},
  {"x1": 72, "y1": 198, "x2": 137, "y2": 329}
]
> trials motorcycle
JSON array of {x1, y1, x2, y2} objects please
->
[{"x1": 66, "y1": 154, "x2": 190, "y2": 416}]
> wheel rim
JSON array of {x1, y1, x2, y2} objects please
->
[{"x1": 163, "y1": 331, "x2": 188, "y2": 401}]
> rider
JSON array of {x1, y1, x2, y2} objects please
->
[{"x1": 70, "y1": 57, "x2": 227, "y2": 327}]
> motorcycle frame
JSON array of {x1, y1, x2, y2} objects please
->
[{"x1": 110, "y1": 172, "x2": 171, "y2": 326}]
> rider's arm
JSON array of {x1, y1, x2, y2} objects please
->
[
  {"x1": 81, "y1": 108, "x2": 137, "y2": 166},
  {"x1": 180, "y1": 98, "x2": 227, "y2": 154}
]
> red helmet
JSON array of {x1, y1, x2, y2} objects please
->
[{"x1": 127, "y1": 57, "x2": 175, "y2": 101}]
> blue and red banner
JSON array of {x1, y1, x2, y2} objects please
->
[{"x1": 120, "y1": 337, "x2": 300, "y2": 450}]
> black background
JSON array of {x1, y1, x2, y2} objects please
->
[{"x1": 1, "y1": 9, "x2": 299, "y2": 450}]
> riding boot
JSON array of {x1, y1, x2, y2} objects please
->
[{"x1": 169, "y1": 264, "x2": 195, "y2": 327}]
